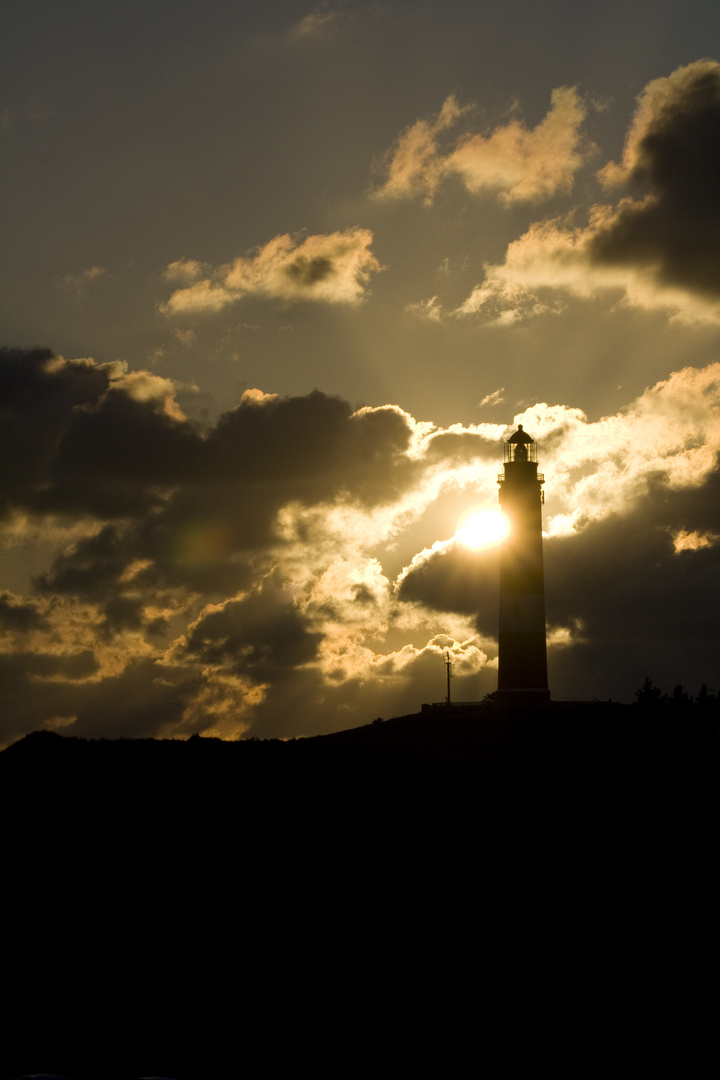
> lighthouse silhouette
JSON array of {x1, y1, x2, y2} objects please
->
[{"x1": 497, "y1": 425, "x2": 550, "y2": 701}]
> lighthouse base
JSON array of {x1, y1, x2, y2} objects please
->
[{"x1": 496, "y1": 687, "x2": 551, "y2": 705}]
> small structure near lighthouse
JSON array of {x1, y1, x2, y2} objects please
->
[{"x1": 497, "y1": 425, "x2": 549, "y2": 702}]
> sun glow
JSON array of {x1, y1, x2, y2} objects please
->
[{"x1": 455, "y1": 509, "x2": 509, "y2": 549}]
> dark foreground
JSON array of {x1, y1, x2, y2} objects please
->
[{"x1": 3, "y1": 700, "x2": 717, "y2": 1077}]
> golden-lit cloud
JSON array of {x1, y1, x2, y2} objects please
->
[
  {"x1": 114, "y1": 369, "x2": 191, "y2": 421},
  {"x1": 240, "y1": 387, "x2": 279, "y2": 406},
  {"x1": 161, "y1": 228, "x2": 382, "y2": 316},
  {"x1": 373, "y1": 95, "x2": 471, "y2": 204},
  {"x1": 162, "y1": 280, "x2": 234, "y2": 315},
  {"x1": 456, "y1": 216, "x2": 720, "y2": 326},
  {"x1": 672, "y1": 529, "x2": 720, "y2": 553},
  {"x1": 453, "y1": 61, "x2": 720, "y2": 324},
  {"x1": 454, "y1": 265, "x2": 567, "y2": 324},
  {"x1": 514, "y1": 362, "x2": 720, "y2": 532},
  {"x1": 447, "y1": 87, "x2": 590, "y2": 204},
  {"x1": 162, "y1": 258, "x2": 207, "y2": 284},
  {"x1": 374, "y1": 87, "x2": 591, "y2": 204}
]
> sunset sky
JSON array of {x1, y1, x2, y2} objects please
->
[{"x1": 2, "y1": 0, "x2": 719, "y2": 744}]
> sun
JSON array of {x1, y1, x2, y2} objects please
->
[{"x1": 455, "y1": 509, "x2": 509, "y2": 550}]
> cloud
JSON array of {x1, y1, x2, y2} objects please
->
[
  {"x1": 396, "y1": 538, "x2": 500, "y2": 634},
  {"x1": 0, "y1": 591, "x2": 49, "y2": 635},
  {"x1": 447, "y1": 87, "x2": 591, "y2": 204},
  {"x1": 373, "y1": 87, "x2": 591, "y2": 204},
  {"x1": 405, "y1": 295, "x2": 445, "y2": 321},
  {"x1": 162, "y1": 258, "x2": 208, "y2": 284},
  {"x1": 454, "y1": 61, "x2": 720, "y2": 324},
  {"x1": 373, "y1": 95, "x2": 471, "y2": 204},
  {"x1": 455, "y1": 270, "x2": 566, "y2": 323},
  {"x1": 183, "y1": 583, "x2": 323, "y2": 677},
  {"x1": 0, "y1": 347, "x2": 117, "y2": 518},
  {"x1": 478, "y1": 389, "x2": 506, "y2": 407},
  {"x1": 592, "y1": 60, "x2": 720, "y2": 298},
  {"x1": 292, "y1": 7, "x2": 344, "y2": 38},
  {"x1": 517, "y1": 363, "x2": 720, "y2": 531},
  {"x1": 161, "y1": 228, "x2": 382, "y2": 316},
  {"x1": 1, "y1": 346, "x2": 719, "y2": 743},
  {"x1": 60, "y1": 266, "x2": 105, "y2": 297},
  {"x1": 542, "y1": 469, "x2": 720, "y2": 698},
  {"x1": 672, "y1": 528, "x2": 720, "y2": 552},
  {"x1": 160, "y1": 279, "x2": 234, "y2": 316}
]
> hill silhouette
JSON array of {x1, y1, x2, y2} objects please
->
[{"x1": 3, "y1": 699, "x2": 717, "y2": 1078}]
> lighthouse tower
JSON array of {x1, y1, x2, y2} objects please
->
[{"x1": 497, "y1": 425, "x2": 549, "y2": 701}]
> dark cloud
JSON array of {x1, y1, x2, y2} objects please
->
[
  {"x1": 102, "y1": 594, "x2": 145, "y2": 635},
  {"x1": 0, "y1": 647, "x2": 100, "y2": 747},
  {"x1": 0, "y1": 591, "x2": 48, "y2": 634},
  {"x1": 0, "y1": 347, "x2": 203, "y2": 520},
  {"x1": 47, "y1": 385, "x2": 202, "y2": 516},
  {"x1": 64, "y1": 658, "x2": 203, "y2": 741},
  {"x1": 1, "y1": 648, "x2": 97, "y2": 682},
  {"x1": 592, "y1": 60, "x2": 720, "y2": 298},
  {"x1": 397, "y1": 542, "x2": 499, "y2": 634},
  {"x1": 0, "y1": 347, "x2": 111, "y2": 517},
  {"x1": 184, "y1": 584, "x2": 322, "y2": 678},
  {"x1": 352, "y1": 583, "x2": 376, "y2": 605},
  {"x1": 205, "y1": 392, "x2": 415, "y2": 507},
  {"x1": 545, "y1": 466, "x2": 720, "y2": 697},
  {"x1": 424, "y1": 430, "x2": 498, "y2": 463},
  {"x1": 8, "y1": 357, "x2": 417, "y2": 535},
  {"x1": 545, "y1": 464, "x2": 720, "y2": 642},
  {"x1": 0, "y1": 351, "x2": 418, "y2": 633},
  {"x1": 37, "y1": 524, "x2": 141, "y2": 600},
  {"x1": 0, "y1": 649, "x2": 204, "y2": 746},
  {"x1": 284, "y1": 255, "x2": 334, "y2": 286}
]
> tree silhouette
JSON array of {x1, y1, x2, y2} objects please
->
[{"x1": 635, "y1": 676, "x2": 663, "y2": 707}]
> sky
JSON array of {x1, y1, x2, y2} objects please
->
[{"x1": 1, "y1": 0, "x2": 719, "y2": 744}]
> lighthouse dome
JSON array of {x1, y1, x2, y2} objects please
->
[{"x1": 507, "y1": 424, "x2": 534, "y2": 444}]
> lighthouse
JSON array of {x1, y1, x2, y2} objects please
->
[{"x1": 496, "y1": 425, "x2": 549, "y2": 701}]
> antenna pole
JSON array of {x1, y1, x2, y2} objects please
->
[{"x1": 444, "y1": 650, "x2": 452, "y2": 705}]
